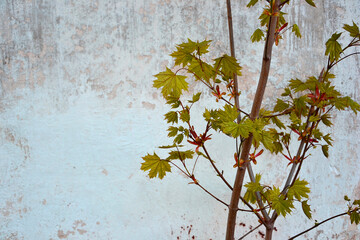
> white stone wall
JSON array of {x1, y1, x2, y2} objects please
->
[{"x1": 0, "y1": 0, "x2": 359, "y2": 239}]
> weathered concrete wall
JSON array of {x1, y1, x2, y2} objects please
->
[{"x1": 0, "y1": 0, "x2": 359, "y2": 239}]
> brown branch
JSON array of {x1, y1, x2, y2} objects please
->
[
  {"x1": 288, "y1": 208, "x2": 359, "y2": 239},
  {"x1": 195, "y1": 181, "x2": 230, "y2": 207},
  {"x1": 226, "y1": 1, "x2": 281, "y2": 238},
  {"x1": 202, "y1": 145, "x2": 234, "y2": 190},
  {"x1": 238, "y1": 223, "x2": 262, "y2": 240}
]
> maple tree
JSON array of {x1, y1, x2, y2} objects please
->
[{"x1": 141, "y1": 0, "x2": 360, "y2": 239}]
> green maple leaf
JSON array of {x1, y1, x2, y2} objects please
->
[
  {"x1": 170, "y1": 39, "x2": 211, "y2": 66},
  {"x1": 287, "y1": 179, "x2": 310, "y2": 201},
  {"x1": 350, "y1": 211, "x2": 360, "y2": 225},
  {"x1": 292, "y1": 24, "x2": 302, "y2": 38},
  {"x1": 218, "y1": 105, "x2": 239, "y2": 123},
  {"x1": 167, "y1": 126, "x2": 178, "y2": 137},
  {"x1": 166, "y1": 150, "x2": 194, "y2": 161},
  {"x1": 268, "y1": 187, "x2": 294, "y2": 217},
  {"x1": 214, "y1": 54, "x2": 242, "y2": 79},
  {"x1": 322, "y1": 145, "x2": 329, "y2": 158},
  {"x1": 244, "y1": 174, "x2": 262, "y2": 204},
  {"x1": 325, "y1": 32, "x2": 342, "y2": 62},
  {"x1": 343, "y1": 21, "x2": 359, "y2": 38},
  {"x1": 141, "y1": 153, "x2": 171, "y2": 179},
  {"x1": 251, "y1": 29, "x2": 265, "y2": 42},
  {"x1": 221, "y1": 120, "x2": 252, "y2": 138},
  {"x1": 153, "y1": 67, "x2": 188, "y2": 98},
  {"x1": 274, "y1": 99, "x2": 290, "y2": 112},
  {"x1": 164, "y1": 111, "x2": 178, "y2": 124},
  {"x1": 188, "y1": 92, "x2": 202, "y2": 103},
  {"x1": 188, "y1": 59, "x2": 214, "y2": 82},
  {"x1": 301, "y1": 200, "x2": 312, "y2": 219},
  {"x1": 305, "y1": 0, "x2": 316, "y2": 7},
  {"x1": 246, "y1": 0, "x2": 259, "y2": 8}
]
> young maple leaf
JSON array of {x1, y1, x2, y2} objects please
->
[
  {"x1": 141, "y1": 153, "x2": 171, "y2": 179},
  {"x1": 187, "y1": 125, "x2": 212, "y2": 152},
  {"x1": 153, "y1": 67, "x2": 188, "y2": 98},
  {"x1": 212, "y1": 85, "x2": 226, "y2": 102}
]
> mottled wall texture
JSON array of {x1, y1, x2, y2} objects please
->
[{"x1": 0, "y1": 0, "x2": 359, "y2": 239}]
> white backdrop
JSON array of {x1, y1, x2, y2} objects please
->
[{"x1": 0, "y1": 0, "x2": 359, "y2": 239}]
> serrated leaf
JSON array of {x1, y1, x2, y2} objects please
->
[
  {"x1": 164, "y1": 111, "x2": 178, "y2": 124},
  {"x1": 274, "y1": 99, "x2": 290, "y2": 112},
  {"x1": 260, "y1": 131, "x2": 276, "y2": 152},
  {"x1": 251, "y1": 28, "x2": 265, "y2": 42},
  {"x1": 259, "y1": 10, "x2": 270, "y2": 27},
  {"x1": 189, "y1": 59, "x2": 214, "y2": 82},
  {"x1": 309, "y1": 115, "x2": 321, "y2": 122},
  {"x1": 323, "y1": 133, "x2": 333, "y2": 146},
  {"x1": 268, "y1": 187, "x2": 294, "y2": 217},
  {"x1": 293, "y1": 95, "x2": 308, "y2": 116},
  {"x1": 302, "y1": 200, "x2": 312, "y2": 219},
  {"x1": 167, "y1": 150, "x2": 194, "y2": 161},
  {"x1": 141, "y1": 153, "x2": 171, "y2": 179},
  {"x1": 246, "y1": 0, "x2": 259, "y2": 8},
  {"x1": 167, "y1": 126, "x2": 178, "y2": 137},
  {"x1": 218, "y1": 105, "x2": 239, "y2": 122},
  {"x1": 272, "y1": 117, "x2": 286, "y2": 129},
  {"x1": 153, "y1": 67, "x2": 188, "y2": 98},
  {"x1": 244, "y1": 174, "x2": 262, "y2": 204},
  {"x1": 333, "y1": 96, "x2": 360, "y2": 113},
  {"x1": 281, "y1": 87, "x2": 291, "y2": 97},
  {"x1": 305, "y1": 0, "x2": 316, "y2": 7},
  {"x1": 290, "y1": 111, "x2": 301, "y2": 125},
  {"x1": 179, "y1": 110, "x2": 190, "y2": 123},
  {"x1": 343, "y1": 21, "x2": 360, "y2": 38},
  {"x1": 322, "y1": 145, "x2": 329, "y2": 158},
  {"x1": 170, "y1": 39, "x2": 212, "y2": 66},
  {"x1": 214, "y1": 55, "x2": 242, "y2": 79},
  {"x1": 189, "y1": 92, "x2": 202, "y2": 103},
  {"x1": 164, "y1": 94, "x2": 181, "y2": 108},
  {"x1": 292, "y1": 24, "x2": 302, "y2": 38},
  {"x1": 170, "y1": 47, "x2": 194, "y2": 66},
  {"x1": 344, "y1": 195, "x2": 351, "y2": 201},
  {"x1": 350, "y1": 211, "x2": 360, "y2": 225},
  {"x1": 321, "y1": 114, "x2": 332, "y2": 127},
  {"x1": 289, "y1": 79, "x2": 307, "y2": 92},
  {"x1": 325, "y1": 33, "x2": 342, "y2": 62},
  {"x1": 174, "y1": 134, "x2": 184, "y2": 144},
  {"x1": 288, "y1": 179, "x2": 310, "y2": 201},
  {"x1": 222, "y1": 121, "x2": 251, "y2": 138}
]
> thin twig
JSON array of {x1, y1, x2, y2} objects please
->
[
  {"x1": 202, "y1": 145, "x2": 234, "y2": 190},
  {"x1": 195, "y1": 182, "x2": 230, "y2": 207},
  {"x1": 238, "y1": 223, "x2": 262, "y2": 240},
  {"x1": 288, "y1": 208, "x2": 359, "y2": 239},
  {"x1": 330, "y1": 52, "x2": 360, "y2": 69}
]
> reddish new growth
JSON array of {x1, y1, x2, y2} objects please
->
[
  {"x1": 275, "y1": 22, "x2": 288, "y2": 46},
  {"x1": 281, "y1": 153, "x2": 300, "y2": 166},
  {"x1": 249, "y1": 149, "x2": 264, "y2": 165},
  {"x1": 187, "y1": 124, "x2": 212, "y2": 152},
  {"x1": 292, "y1": 129, "x2": 318, "y2": 144},
  {"x1": 233, "y1": 149, "x2": 263, "y2": 168},
  {"x1": 212, "y1": 85, "x2": 226, "y2": 102},
  {"x1": 226, "y1": 80, "x2": 239, "y2": 102},
  {"x1": 308, "y1": 85, "x2": 333, "y2": 111}
]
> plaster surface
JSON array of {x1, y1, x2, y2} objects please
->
[{"x1": 0, "y1": 0, "x2": 359, "y2": 239}]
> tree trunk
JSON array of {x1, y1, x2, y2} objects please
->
[
  {"x1": 265, "y1": 223, "x2": 274, "y2": 240},
  {"x1": 225, "y1": 1, "x2": 280, "y2": 239}
]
